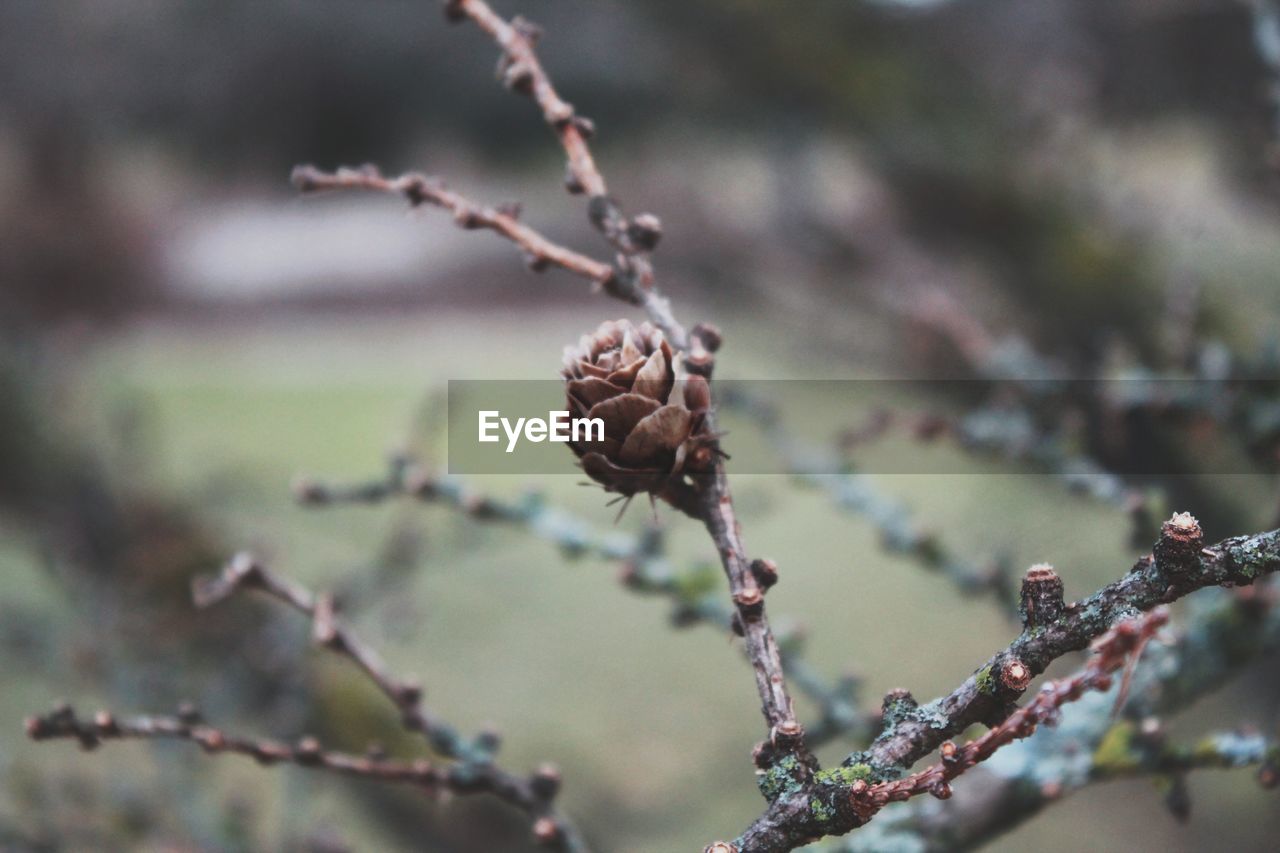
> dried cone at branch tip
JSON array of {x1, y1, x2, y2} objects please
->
[{"x1": 562, "y1": 319, "x2": 714, "y2": 500}]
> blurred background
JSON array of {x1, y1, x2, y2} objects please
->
[{"x1": 3, "y1": 0, "x2": 1280, "y2": 850}]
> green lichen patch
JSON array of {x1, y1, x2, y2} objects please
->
[
  {"x1": 757, "y1": 754, "x2": 805, "y2": 802},
  {"x1": 975, "y1": 664, "x2": 996, "y2": 695},
  {"x1": 1092, "y1": 721, "x2": 1142, "y2": 773},
  {"x1": 814, "y1": 763, "x2": 872, "y2": 787}
]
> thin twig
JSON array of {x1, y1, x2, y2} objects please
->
[
  {"x1": 187, "y1": 554, "x2": 585, "y2": 851},
  {"x1": 292, "y1": 164, "x2": 614, "y2": 286},
  {"x1": 445, "y1": 0, "x2": 688, "y2": 349},
  {"x1": 28, "y1": 705, "x2": 447, "y2": 791},
  {"x1": 296, "y1": 458, "x2": 873, "y2": 746}
]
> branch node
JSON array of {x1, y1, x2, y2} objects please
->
[
  {"x1": 881, "y1": 688, "x2": 918, "y2": 728},
  {"x1": 749, "y1": 558, "x2": 779, "y2": 590},
  {"x1": 295, "y1": 736, "x2": 323, "y2": 765},
  {"x1": 627, "y1": 213, "x2": 663, "y2": 250},
  {"x1": 770, "y1": 720, "x2": 805, "y2": 749},
  {"x1": 691, "y1": 322, "x2": 723, "y2": 353},
  {"x1": 734, "y1": 588, "x2": 765, "y2": 620},
  {"x1": 532, "y1": 816, "x2": 563, "y2": 846},
  {"x1": 1153, "y1": 512, "x2": 1204, "y2": 582},
  {"x1": 1019, "y1": 563, "x2": 1065, "y2": 629},
  {"x1": 442, "y1": 0, "x2": 466, "y2": 24},
  {"x1": 999, "y1": 658, "x2": 1032, "y2": 693},
  {"x1": 531, "y1": 763, "x2": 563, "y2": 800}
]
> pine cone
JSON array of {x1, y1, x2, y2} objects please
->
[{"x1": 562, "y1": 319, "x2": 714, "y2": 505}]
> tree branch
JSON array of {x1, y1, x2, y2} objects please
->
[
  {"x1": 296, "y1": 458, "x2": 873, "y2": 747},
  {"x1": 444, "y1": 0, "x2": 688, "y2": 349},
  {"x1": 33, "y1": 553, "x2": 588, "y2": 852},
  {"x1": 291, "y1": 164, "x2": 614, "y2": 286},
  {"x1": 824, "y1": 583, "x2": 1280, "y2": 851},
  {"x1": 711, "y1": 517, "x2": 1280, "y2": 851},
  {"x1": 860, "y1": 516, "x2": 1280, "y2": 777}
]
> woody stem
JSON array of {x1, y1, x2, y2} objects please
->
[{"x1": 698, "y1": 405, "x2": 806, "y2": 758}]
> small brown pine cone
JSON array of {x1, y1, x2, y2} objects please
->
[{"x1": 562, "y1": 319, "x2": 714, "y2": 504}]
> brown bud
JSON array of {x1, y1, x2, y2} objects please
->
[
  {"x1": 705, "y1": 844, "x2": 739, "y2": 853},
  {"x1": 940, "y1": 740, "x2": 959, "y2": 765},
  {"x1": 684, "y1": 348, "x2": 715, "y2": 377},
  {"x1": 197, "y1": 730, "x2": 226, "y2": 753},
  {"x1": 395, "y1": 680, "x2": 423, "y2": 707},
  {"x1": 692, "y1": 322, "x2": 723, "y2": 353},
  {"x1": 1153, "y1": 512, "x2": 1203, "y2": 581},
  {"x1": 502, "y1": 62, "x2": 535, "y2": 96},
  {"x1": 548, "y1": 102, "x2": 575, "y2": 128},
  {"x1": 571, "y1": 115, "x2": 596, "y2": 139},
  {"x1": 751, "y1": 739, "x2": 777, "y2": 769},
  {"x1": 532, "y1": 817, "x2": 562, "y2": 845},
  {"x1": 292, "y1": 476, "x2": 328, "y2": 505},
  {"x1": 1019, "y1": 563, "x2": 1065, "y2": 629},
  {"x1": 295, "y1": 736, "x2": 322, "y2": 764},
  {"x1": 93, "y1": 711, "x2": 118, "y2": 735},
  {"x1": 627, "y1": 213, "x2": 664, "y2": 250},
  {"x1": 531, "y1": 763, "x2": 562, "y2": 800},
  {"x1": 750, "y1": 558, "x2": 779, "y2": 589},
  {"x1": 930, "y1": 780, "x2": 953, "y2": 800},
  {"x1": 443, "y1": 0, "x2": 466, "y2": 23},
  {"x1": 849, "y1": 778, "x2": 869, "y2": 797},
  {"x1": 734, "y1": 588, "x2": 765, "y2": 620},
  {"x1": 453, "y1": 205, "x2": 483, "y2": 230},
  {"x1": 1000, "y1": 658, "x2": 1032, "y2": 692}
]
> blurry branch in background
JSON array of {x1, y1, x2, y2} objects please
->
[
  {"x1": 294, "y1": 456, "x2": 874, "y2": 748},
  {"x1": 33, "y1": 553, "x2": 585, "y2": 852},
  {"x1": 719, "y1": 388, "x2": 1016, "y2": 612},
  {"x1": 28, "y1": 706, "x2": 459, "y2": 797},
  {"x1": 901, "y1": 283, "x2": 1280, "y2": 539}
]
